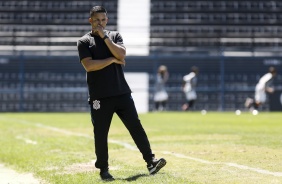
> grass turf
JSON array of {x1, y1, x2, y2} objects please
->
[{"x1": 0, "y1": 112, "x2": 282, "y2": 184}]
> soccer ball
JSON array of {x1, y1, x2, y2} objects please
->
[
  {"x1": 252, "y1": 110, "x2": 259, "y2": 115},
  {"x1": 235, "y1": 110, "x2": 241, "y2": 115},
  {"x1": 201, "y1": 110, "x2": 207, "y2": 115}
]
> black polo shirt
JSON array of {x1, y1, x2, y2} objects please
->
[{"x1": 77, "y1": 30, "x2": 131, "y2": 100}]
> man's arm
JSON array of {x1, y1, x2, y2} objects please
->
[
  {"x1": 81, "y1": 57, "x2": 125, "y2": 72},
  {"x1": 95, "y1": 26, "x2": 126, "y2": 60},
  {"x1": 103, "y1": 37, "x2": 126, "y2": 60},
  {"x1": 266, "y1": 87, "x2": 274, "y2": 93}
]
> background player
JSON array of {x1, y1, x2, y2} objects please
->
[
  {"x1": 245, "y1": 66, "x2": 277, "y2": 112},
  {"x1": 153, "y1": 65, "x2": 169, "y2": 111},
  {"x1": 182, "y1": 66, "x2": 199, "y2": 111}
]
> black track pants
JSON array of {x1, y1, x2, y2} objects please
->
[{"x1": 89, "y1": 93, "x2": 154, "y2": 169}]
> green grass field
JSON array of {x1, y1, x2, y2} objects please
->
[{"x1": 0, "y1": 112, "x2": 282, "y2": 184}]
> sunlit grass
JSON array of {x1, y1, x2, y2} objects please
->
[{"x1": 0, "y1": 112, "x2": 282, "y2": 184}]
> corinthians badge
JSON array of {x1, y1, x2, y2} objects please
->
[{"x1": 93, "y1": 100, "x2": 100, "y2": 110}]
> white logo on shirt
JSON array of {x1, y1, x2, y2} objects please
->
[{"x1": 93, "y1": 100, "x2": 100, "y2": 110}]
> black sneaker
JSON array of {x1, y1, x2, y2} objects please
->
[
  {"x1": 147, "y1": 158, "x2": 166, "y2": 175},
  {"x1": 100, "y1": 170, "x2": 114, "y2": 181}
]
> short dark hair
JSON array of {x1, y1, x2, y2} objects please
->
[
  {"x1": 269, "y1": 66, "x2": 277, "y2": 74},
  {"x1": 90, "y1": 6, "x2": 107, "y2": 17},
  {"x1": 191, "y1": 66, "x2": 199, "y2": 73}
]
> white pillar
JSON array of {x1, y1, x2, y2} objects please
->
[
  {"x1": 125, "y1": 73, "x2": 149, "y2": 113},
  {"x1": 118, "y1": 0, "x2": 150, "y2": 56}
]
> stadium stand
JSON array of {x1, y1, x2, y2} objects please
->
[
  {"x1": 0, "y1": 0, "x2": 281, "y2": 56},
  {"x1": 0, "y1": 0, "x2": 118, "y2": 55},
  {"x1": 150, "y1": 0, "x2": 282, "y2": 55}
]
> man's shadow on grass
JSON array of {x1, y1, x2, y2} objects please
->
[
  {"x1": 123, "y1": 173, "x2": 165, "y2": 182},
  {"x1": 103, "y1": 174, "x2": 149, "y2": 182},
  {"x1": 104, "y1": 173, "x2": 165, "y2": 182},
  {"x1": 123, "y1": 174, "x2": 148, "y2": 181},
  {"x1": 104, "y1": 174, "x2": 149, "y2": 182}
]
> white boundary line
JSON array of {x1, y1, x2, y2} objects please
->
[
  {"x1": 16, "y1": 136, "x2": 37, "y2": 145},
  {"x1": 0, "y1": 164, "x2": 41, "y2": 184},
  {"x1": 162, "y1": 151, "x2": 215, "y2": 164},
  {"x1": 162, "y1": 151, "x2": 282, "y2": 177},
  {"x1": 1, "y1": 117, "x2": 282, "y2": 177},
  {"x1": 8, "y1": 118, "x2": 138, "y2": 151},
  {"x1": 226, "y1": 163, "x2": 282, "y2": 177}
]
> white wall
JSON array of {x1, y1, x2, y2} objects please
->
[
  {"x1": 118, "y1": 0, "x2": 150, "y2": 56},
  {"x1": 124, "y1": 72, "x2": 149, "y2": 113}
]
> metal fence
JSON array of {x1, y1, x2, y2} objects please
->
[{"x1": 0, "y1": 52, "x2": 282, "y2": 112}]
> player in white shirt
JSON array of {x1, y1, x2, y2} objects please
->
[
  {"x1": 245, "y1": 66, "x2": 277, "y2": 111},
  {"x1": 153, "y1": 65, "x2": 169, "y2": 111},
  {"x1": 182, "y1": 66, "x2": 199, "y2": 111}
]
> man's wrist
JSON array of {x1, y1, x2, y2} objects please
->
[{"x1": 102, "y1": 35, "x2": 109, "y2": 40}]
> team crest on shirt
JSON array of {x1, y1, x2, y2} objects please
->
[{"x1": 93, "y1": 100, "x2": 100, "y2": 110}]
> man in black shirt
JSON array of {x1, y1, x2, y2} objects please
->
[{"x1": 77, "y1": 6, "x2": 166, "y2": 180}]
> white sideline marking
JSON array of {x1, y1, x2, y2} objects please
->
[
  {"x1": 1, "y1": 117, "x2": 282, "y2": 177},
  {"x1": 0, "y1": 164, "x2": 41, "y2": 184},
  {"x1": 162, "y1": 151, "x2": 215, "y2": 164},
  {"x1": 16, "y1": 136, "x2": 37, "y2": 145},
  {"x1": 2, "y1": 118, "x2": 138, "y2": 150},
  {"x1": 36, "y1": 122, "x2": 138, "y2": 150},
  {"x1": 108, "y1": 139, "x2": 138, "y2": 151},
  {"x1": 162, "y1": 151, "x2": 282, "y2": 177},
  {"x1": 226, "y1": 163, "x2": 282, "y2": 177}
]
